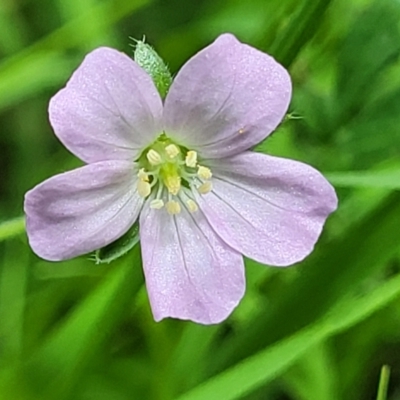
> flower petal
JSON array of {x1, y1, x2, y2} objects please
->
[
  {"x1": 139, "y1": 198, "x2": 245, "y2": 324},
  {"x1": 49, "y1": 47, "x2": 163, "y2": 163},
  {"x1": 196, "y1": 152, "x2": 338, "y2": 266},
  {"x1": 24, "y1": 161, "x2": 143, "y2": 261},
  {"x1": 163, "y1": 33, "x2": 291, "y2": 158}
]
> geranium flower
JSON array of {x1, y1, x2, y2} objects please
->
[{"x1": 24, "y1": 34, "x2": 337, "y2": 324}]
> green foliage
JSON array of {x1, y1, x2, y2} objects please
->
[
  {"x1": 1, "y1": 250, "x2": 143, "y2": 400},
  {"x1": 1, "y1": 0, "x2": 400, "y2": 399},
  {"x1": 327, "y1": 168, "x2": 400, "y2": 190},
  {"x1": 176, "y1": 272, "x2": 400, "y2": 400},
  {"x1": 335, "y1": 0, "x2": 400, "y2": 117}
]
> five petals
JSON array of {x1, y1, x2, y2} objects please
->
[{"x1": 24, "y1": 34, "x2": 337, "y2": 324}]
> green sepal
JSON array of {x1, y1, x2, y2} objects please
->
[
  {"x1": 133, "y1": 38, "x2": 172, "y2": 99},
  {"x1": 284, "y1": 111, "x2": 303, "y2": 121},
  {"x1": 93, "y1": 222, "x2": 140, "y2": 264}
]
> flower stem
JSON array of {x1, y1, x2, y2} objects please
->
[{"x1": 0, "y1": 216, "x2": 25, "y2": 242}]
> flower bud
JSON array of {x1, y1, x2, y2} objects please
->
[{"x1": 133, "y1": 39, "x2": 172, "y2": 99}]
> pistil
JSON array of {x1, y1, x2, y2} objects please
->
[{"x1": 136, "y1": 138, "x2": 213, "y2": 215}]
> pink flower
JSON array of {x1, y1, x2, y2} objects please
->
[{"x1": 24, "y1": 34, "x2": 337, "y2": 324}]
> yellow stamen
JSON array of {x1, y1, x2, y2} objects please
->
[
  {"x1": 137, "y1": 168, "x2": 149, "y2": 181},
  {"x1": 197, "y1": 165, "x2": 212, "y2": 180},
  {"x1": 165, "y1": 144, "x2": 180, "y2": 159},
  {"x1": 150, "y1": 199, "x2": 164, "y2": 209},
  {"x1": 198, "y1": 181, "x2": 212, "y2": 194},
  {"x1": 187, "y1": 199, "x2": 198, "y2": 213},
  {"x1": 166, "y1": 200, "x2": 181, "y2": 215},
  {"x1": 185, "y1": 150, "x2": 197, "y2": 168},
  {"x1": 137, "y1": 179, "x2": 151, "y2": 197},
  {"x1": 147, "y1": 149, "x2": 162, "y2": 165},
  {"x1": 165, "y1": 175, "x2": 181, "y2": 195}
]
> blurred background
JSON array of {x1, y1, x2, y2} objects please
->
[{"x1": 1, "y1": 0, "x2": 400, "y2": 399}]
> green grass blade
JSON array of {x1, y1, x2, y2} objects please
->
[
  {"x1": 376, "y1": 365, "x2": 390, "y2": 400},
  {"x1": 215, "y1": 191, "x2": 400, "y2": 369},
  {"x1": 268, "y1": 0, "x2": 334, "y2": 67},
  {"x1": 2, "y1": 252, "x2": 143, "y2": 400},
  {"x1": 0, "y1": 0, "x2": 150, "y2": 111},
  {"x1": 0, "y1": 216, "x2": 25, "y2": 242},
  {"x1": 176, "y1": 273, "x2": 400, "y2": 400},
  {"x1": 55, "y1": 0, "x2": 114, "y2": 49},
  {"x1": 0, "y1": 242, "x2": 28, "y2": 361},
  {"x1": 327, "y1": 170, "x2": 400, "y2": 190}
]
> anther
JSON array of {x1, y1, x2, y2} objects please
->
[
  {"x1": 198, "y1": 181, "x2": 212, "y2": 194},
  {"x1": 165, "y1": 144, "x2": 180, "y2": 159},
  {"x1": 137, "y1": 179, "x2": 151, "y2": 197},
  {"x1": 147, "y1": 149, "x2": 162, "y2": 165},
  {"x1": 185, "y1": 150, "x2": 197, "y2": 168},
  {"x1": 166, "y1": 200, "x2": 181, "y2": 215},
  {"x1": 187, "y1": 199, "x2": 198, "y2": 213},
  {"x1": 197, "y1": 165, "x2": 212, "y2": 180},
  {"x1": 137, "y1": 168, "x2": 149, "y2": 181},
  {"x1": 165, "y1": 175, "x2": 181, "y2": 195},
  {"x1": 150, "y1": 199, "x2": 164, "y2": 209}
]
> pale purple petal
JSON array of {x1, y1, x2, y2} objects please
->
[
  {"x1": 163, "y1": 34, "x2": 291, "y2": 158},
  {"x1": 24, "y1": 161, "x2": 143, "y2": 261},
  {"x1": 139, "y1": 198, "x2": 245, "y2": 324},
  {"x1": 49, "y1": 47, "x2": 163, "y2": 163},
  {"x1": 196, "y1": 152, "x2": 338, "y2": 266}
]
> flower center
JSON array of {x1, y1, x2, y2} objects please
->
[{"x1": 136, "y1": 134, "x2": 213, "y2": 215}]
